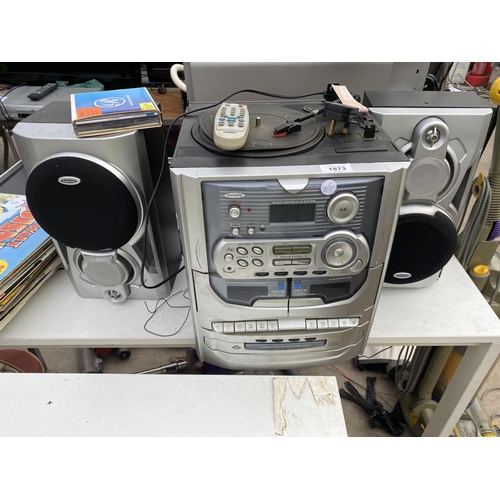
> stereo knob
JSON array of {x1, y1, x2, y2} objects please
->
[
  {"x1": 229, "y1": 205, "x2": 241, "y2": 218},
  {"x1": 326, "y1": 193, "x2": 359, "y2": 224},
  {"x1": 322, "y1": 239, "x2": 356, "y2": 268}
]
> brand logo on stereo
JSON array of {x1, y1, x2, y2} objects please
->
[
  {"x1": 224, "y1": 193, "x2": 245, "y2": 199},
  {"x1": 58, "y1": 176, "x2": 81, "y2": 186}
]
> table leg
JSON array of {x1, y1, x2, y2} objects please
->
[{"x1": 422, "y1": 343, "x2": 500, "y2": 437}]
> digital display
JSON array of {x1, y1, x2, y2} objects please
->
[
  {"x1": 273, "y1": 246, "x2": 312, "y2": 255},
  {"x1": 269, "y1": 203, "x2": 315, "y2": 223}
]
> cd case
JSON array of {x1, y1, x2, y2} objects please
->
[{"x1": 70, "y1": 87, "x2": 162, "y2": 137}]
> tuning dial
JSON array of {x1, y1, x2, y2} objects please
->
[
  {"x1": 322, "y1": 239, "x2": 356, "y2": 268},
  {"x1": 326, "y1": 193, "x2": 359, "y2": 224},
  {"x1": 228, "y1": 205, "x2": 241, "y2": 218}
]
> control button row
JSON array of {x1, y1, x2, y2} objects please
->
[
  {"x1": 213, "y1": 320, "x2": 279, "y2": 333},
  {"x1": 234, "y1": 246, "x2": 263, "y2": 255},
  {"x1": 273, "y1": 259, "x2": 311, "y2": 266},
  {"x1": 306, "y1": 318, "x2": 360, "y2": 330},
  {"x1": 253, "y1": 270, "x2": 327, "y2": 277},
  {"x1": 212, "y1": 317, "x2": 360, "y2": 333}
]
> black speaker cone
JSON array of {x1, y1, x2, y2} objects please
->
[
  {"x1": 26, "y1": 155, "x2": 140, "y2": 251},
  {"x1": 384, "y1": 207, "x2": 457, "y2": 285}
]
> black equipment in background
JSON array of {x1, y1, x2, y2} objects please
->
[{"x1": 0, "y1": 62, "x2": 142, "y2": 90}]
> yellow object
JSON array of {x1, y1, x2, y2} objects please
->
[
  {"x1": 472, "y1": 265, "x2": 490, "y2": 276},
  {"x1": 490, "y1": 77, "x2": 500, "y2": 105},
  {"x1": 472, "y1": 173, "x2": 484, "y2": 198}
]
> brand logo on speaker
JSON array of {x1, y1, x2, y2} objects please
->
[
  {"x1": 393, "y1": 272, "x2": 412, "y2": 279},
  {"x1": 58, "y1": 177, "x2": 81, "y2": 186}
]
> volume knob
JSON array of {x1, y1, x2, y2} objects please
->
[
  {"x1": 229, "y1": 205, "x2": 241, "y2": 218},
  {"x1": 326, "y1": 193, "x2": 359, "y2": 224},
  {"x1": 322, "y1": 239, "x2": 356, "y2": 268}
]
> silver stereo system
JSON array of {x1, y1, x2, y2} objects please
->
[
  {"x1": 170, "y1": 98, "x2": 410, "y2": 370},
  {"x1": 13, "y1": 102, "x2": 182, "y2": 302},
  {"x1": 364, "y1": 91, "x2": 493, "y2": 287}
]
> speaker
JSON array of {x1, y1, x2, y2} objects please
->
[
  {"x1": 12, "y1": 102, "x2": 182, "y2": 302},
  {"x1": 363, "y1": 91, "x2": 494, "y2": 287}
]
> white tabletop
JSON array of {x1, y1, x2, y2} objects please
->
[
  {"x1": 371, "y1": 256, "x2": 500, "y2": 346},
  {"x1": 0, "y1": 268, "x2": 196, "y2": 348},
  {"x1": 0, "y1": 256, "x2": 498, "y2": 348},
  {"x1": 0, "y1": 373, "x2": 347, "y2": 437}
]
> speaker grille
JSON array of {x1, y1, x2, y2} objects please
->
[
  {"x1": 406, "y1": 156, "x2": 450, "y2": 200},
  {"x1": 26, "y1": 155, "x2": 140, "y2": 251},
  {"x1": 80, "y1": 254, "x2": 131, "y2": 287},
  {"x1": 385, "y1": 209, "x2": 457, "y2": 285}
]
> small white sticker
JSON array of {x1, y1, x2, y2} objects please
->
[
  {"x1": 321, "y1": 179, "x2": 337, "y2": 195},
  {"x1": 320, "y1": 164, "x2": 353, "y2": 173}
]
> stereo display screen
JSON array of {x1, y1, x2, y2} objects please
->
[{"x1": 269, "y1": 203, "x2": 315, "y2": 223}]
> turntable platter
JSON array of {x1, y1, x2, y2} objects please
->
[{"x1": 192, "y1": 104, "x2": 325, "y2": 158}]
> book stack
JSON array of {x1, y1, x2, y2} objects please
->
[
  {"x1": 70, "y1": 87, "x2": 163, "y2": 137},
  {"x1": 0, "y1": 193, "x2": 61, "y2": 330}
]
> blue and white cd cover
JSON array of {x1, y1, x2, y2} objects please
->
[{"x1": 70, "y1": 87, "x2": 162, "y2": 136}]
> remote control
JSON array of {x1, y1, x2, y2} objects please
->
[
  {"x1": 213, "y1": 103, "x2": 250, "y2": 151},
  {"x1": 27, "y1": 82, "x2": 58, "y2": 101}
]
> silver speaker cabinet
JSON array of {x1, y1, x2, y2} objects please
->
[
  {"x1": 12, "y1": 101, "x2": 182, "y2": 302},
  {"x1": 364, "y1": 91, "x2": 494, "y2": 287}
]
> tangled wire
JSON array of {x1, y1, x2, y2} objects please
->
[{"x1": 339, "y1": 376, "x2": 406, "y2": 436}]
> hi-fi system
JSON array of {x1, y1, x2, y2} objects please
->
[
  {"x1": 169, "y1": 95, "x2": 409, "y2": 369},
  {"x1": 11, "y1": 84, "x2": 494, "y2": 370}
]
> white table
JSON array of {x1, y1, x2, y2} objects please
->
[
  {"x1": 0, "y1": 373, "x2": 347, "y2": 437},
  {"x1": 372, "y1": 256, "x2": 500, "y2": 437},
  {"x1": 0, "y1": 257, "x2": 499, "y2": 437}
]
